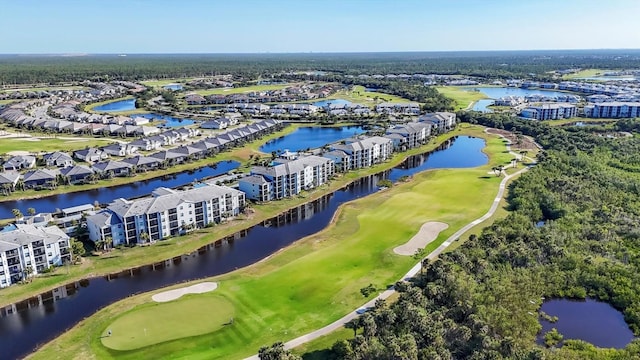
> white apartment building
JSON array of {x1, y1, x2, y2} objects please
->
[
  {"x1": 583, "y1": 102, "x2": 640, "y2": 118},
  {"x1": 0, "y1": 224, "x2": 71, "y2": 288}
]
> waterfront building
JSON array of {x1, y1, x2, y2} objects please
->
[
  {"x1": 87, "y1": 184, "x2": 245, "y2": 245},
  {"x1": 0, "y1": 224, "x2": 71, "y2": 288},
  {"x1": 329, "y1": 136, "x2": 393, "y2": 170},
  {"x1": 583, "y1": 102, "x2": 640, "y2": 118},
  {"x1": 520, "y1": 103, "x2": 577, "y2": 120}
]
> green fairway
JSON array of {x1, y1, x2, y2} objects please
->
[
  {"x1": 101, "y1": 295, "x2": 234, "y2": 351},
  {"x1": 329, "y1": 85, "x2": 413, "y2": 104},
  {"x1": 435, "y1": 86, "x2": 488, "y2": 110},
  {"x1": 28, "y1": 126, "x2": 510, "y2": 360},
  {"x1": 0, "y1": 137, "x2": 116, "y2": 155},
  {"x1": 192, "y1": 84, "x2": 291, "y2": 96},
  {"x1": 562, "y1": 68, "x2": 610, "y2": 79}
]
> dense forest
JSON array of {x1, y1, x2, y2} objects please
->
[
  {"x1": 260, "y1": 115, "x2": 640, "y2": 359},
  {"x1": 2, "y1": 50, "x2": 640, "y2": 84}
]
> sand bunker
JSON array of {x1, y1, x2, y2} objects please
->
[
  {"x1": 393, "y1": 222, "x2": 449, "y2": 256},
  {"x1": 152, "y1": 282, "x2": 218, "y2": 302}
]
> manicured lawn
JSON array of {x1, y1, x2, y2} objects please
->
[
  {"x1": 192, "y1": 84, "x2": 292, "y2": 96},
  {"x1": 0, "y1": 137, "x2": 116, "y2": 154},
  {"x1": 329, "y1": 85, "x2": 413, "y2": 104},
  {"x1": 0, "y1": 99, "x2": 17, "y2": 105},
  {"x1": 28, "y1": 126, "x2": 509, "y2": 360},
  {"x1": 140, "y1": 79, "x2": 194, "y2": 88},
  {"x1": 102, "y1": 295, "x2": 235, "y2": 351},
  {"x1": 435, "y1": 86, "x2": 488, "y2": 110},
  {"x1": 562, "y1": 68, "x2": 609, "y2": 79}
]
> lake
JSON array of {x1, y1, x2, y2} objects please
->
[
  {"x1": 137, "y1": 113, "x2": 196, "y2": 127},
  {"x1": 93, "y1": 98, "x2": 136, "y2": 112},
  {"x1": 260, "y1": 125, "x2": 366, "y2": 153},
  {"x1": 538, "y1": 298, "x2": 634, "y2": 349},
  {"x1": 312, "y1": 98, "x2": 351, "y2": 107},
  {"x1": 0, "y1": 136, "x2": 487, "y2": 359},
  {"x1": 0, "y1": 161, "x2": 240, "y2": 219},
  {"x1": 468, "y1": 87, "x2": 574, "y2": 112},
  {"x1": 163, "y1": 84, "x2": 183, "y2": 91}
]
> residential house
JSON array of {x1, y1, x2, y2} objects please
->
[
  {"x1": 22, "y1": 169, "x2": 60, "y2": 189},
  {"x1": 60, "y1": 165, "x2": 94, "y2": 184},
  {"x1": 130, "y1": 137, "x2": 163, "y2": 151},
  {"x1": 0, "y1": 172, "x2": 20, "y2": 192},
  {"x1": 43, "y1": 151, "x2": 75, "y2": 168},
  {"x1": 2, "y1": 155, "x2": 36, "y2": 171},
  {"x1": 74, "y1": 148, "x2": 108, "y2": 163},
  {"x1": 92, "y1": 160, "x2": 132, "y2": 178},
  {"x1": 0, "y1": 224, "x2": 71, "y2": 288},
  {"x1": 122, "y1": 156, "x2": 161, "y2": 172},
  {"x1": 185, "y1": 94, "x2": 207, "y2": 105},
  {"x1": 101, "y1": 144, "x2": 139, "y2": 157},
  {"x1": 201, "y1": 118, "x2": 230, "y2": 130}
]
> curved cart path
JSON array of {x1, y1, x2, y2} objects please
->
[{"x1": 244, "y1": 163, "x2": 531, "y2": 359}]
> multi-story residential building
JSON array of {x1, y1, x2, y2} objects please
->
[
  {"x1": 583, "y1": 102, "x2": 640, "y2": 118},
  {"x1": 86, "y1": 184, "x2": 245, "y2": 245},
  {"x1": 520, "y1": 103, "x2": 577, "y2": 120},
  {"x1": 419, "y1": 112, "x2": 457, "y2": 133},
  {"x1": 0, "y1": 224, "x2": 71, "y2": 288},
  {"x1": 329, "y1": 136, "x2": 393, "y2": 170},
  {"x1": 385, "y1": 122, "x2": 432, "y2": 150},
  {"x1": 375, "y1": 102, "x2": 421, "y2": 115},
  {"x1": 242, "y1": 155, "x2": 335, "y2": 201}
]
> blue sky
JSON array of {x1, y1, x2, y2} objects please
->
[{"x1": 1, "y1": 0, "x2": 638, "y2": 54}]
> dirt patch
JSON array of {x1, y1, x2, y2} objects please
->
[
  {"x1": 393, "y1": 222, "x2": 449, "y2": 256},
  {"x1": 151, "y1": 282, "x2": 218, "y2": 302},
  {"x1": 486, "y1": 128, "x2": 538, "y2": 151}
]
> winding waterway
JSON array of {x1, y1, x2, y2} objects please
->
[{"x1": 0, "y1": 136, "x2": 487, "y2": 359}]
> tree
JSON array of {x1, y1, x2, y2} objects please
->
[
  {"x1": 70, "y1": 237, "x2": 85, "y2": 259},
  {"x1": 258, "y1": 342, "x2": 301, "y2": 360},
  {"x1": 27, "y1": 207, "x2": 36, "y2": 216},
  {"x1": 12, "y1": 208, "x2": 23, "y2": 219},
  {"x1": 104, "y1": 236, "x2": 113, "y2": 251},
  {"x1": 23, "y1": 265, "x2": 35, "y2": 282}
]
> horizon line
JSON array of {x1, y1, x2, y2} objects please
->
[{"x1": 2, "y1": 48, "x2": 640, "y2": 56}]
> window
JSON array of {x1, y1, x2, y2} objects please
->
[
  {"x1": 48, "y1": 253, "x2": 52, "y2": 257},
  {"x1": 46, "y1": 244, "x2": 51, "y2": 248}
]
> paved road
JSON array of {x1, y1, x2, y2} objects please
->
[{"x1": 243, "y1": 159, "x2": 531, "y2": 359}]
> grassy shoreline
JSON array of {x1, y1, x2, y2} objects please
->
[
  {"x1": 0, "y1": 126, "x2": 472, "y2": 308},
  {"x1": 27, "y1": 125, "x2": 514, "y2": 360},
  {"x1": 0, "y1": 124, "x2": 300, "y2": 203}
]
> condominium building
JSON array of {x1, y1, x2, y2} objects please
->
[
  {"x1": 520, "y1": 103, "x2": 577, "y2": 120},
  {"x1": 241, "y1": 155, "x2": 335, "y2": 201},
  {"x1": 385, "y1": 122, "x2": 432, "y2": 150},
  {"x1": 87, "y1": 184, "x2": 245, "y2": 245},
  {"x1": 0, "y1": 224, "x2": 71, "y2": 288},
  {"x1": 329, "y1": 136, "x2": 393, "y2": 170},
  {"x1": 583, "y1": 102, "x2": 640, "y2": 118},
  {"x1": 419, "y1": 112, "x2": 457, "y2": 133}
]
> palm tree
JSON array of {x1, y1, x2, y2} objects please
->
[
  {"x1": 95, "y1": 240, "x2": 105, "y2": 253},
  {"x1": 104, "y1": 236, "x2": 113, "y2": 251},
  {"x1": 27, "y1": 207, "x2": 36, "y2": 216},
  {"x1": 12, "y1": 208, "x2": 23, "y2": 219}
]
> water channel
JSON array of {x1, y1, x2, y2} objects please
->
[
  {"x1": 468, "y1": 87, "x2": 578, "y2": 112},
  {"x1": 0, "y1": 161, "x2": 240, "y2": 219},
  {"x1": 0, "y1": 136, "x2": 487, "y2": 359},
  {"x1": 538, "y1": 298, "x2": 634, "y2": 349}
]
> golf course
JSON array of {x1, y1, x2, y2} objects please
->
[{"x1": 27, "y1": 125, "x2": 516, "y2": 360}]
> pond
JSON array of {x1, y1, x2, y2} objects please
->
[
  {"x1": 0, "y1": 136, "x2": 487, "y2": 359},
  {"x1": 93, "y1": 98, "x2": 137, "y2": 112},
  {"x1": 260, "y1": 126, "x2": 366, "y2": 153},
  {"x1": 467, "y1": 87, "x2": 575, "y2": 112},
  {"x1": 538, "y1": 298, "x2": 634, "y2": 349},
  {"x1": 0, "y1": 161, "x2": 240, "y2": 219},
  {"x1": 137, "y1": 113, "x2": 196, "y2": 127},
  {"x1": 312, "y1": 98, "x2": 352, "y2": 107},
  {"x1": 163, "y1": 84, "x2": 183, "y2": 91}
]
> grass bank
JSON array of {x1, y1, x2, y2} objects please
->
[
  {"x1": 28, "y1": 125, "x2": 511, "y2": 360},
  {"x1": 329, "y1": 85, "x2": 413, "y2": 104},
  {"x1": 0, "y1": 136, "x2": 117, "y2": 154},
  {"x1": 435, "y1": 86, "x2": 488, "y2": 110}
]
